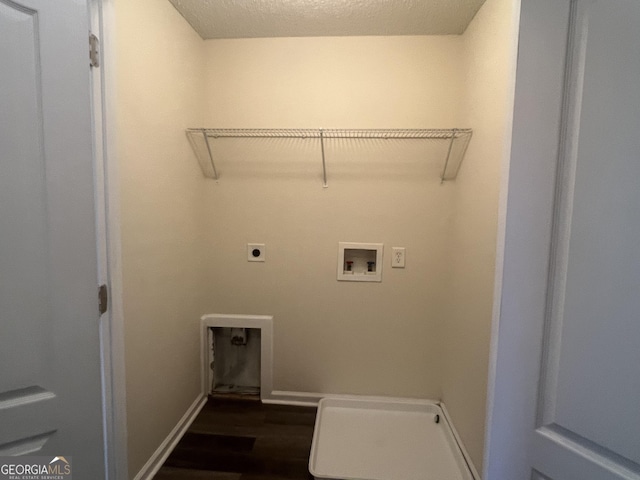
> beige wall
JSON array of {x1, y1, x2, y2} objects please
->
[
  {"x1": 203, "y1": 37, "x2": 463, "y2": 128},
  {"x1": 114, "y1": 0, "x2": 208, "y2": 476},
  {"x1": 441, "y1": 0, "x2": 519, "y2": 472},
  {"x1": 201, "y1": 36, "x2": 464, "y2": 397}
]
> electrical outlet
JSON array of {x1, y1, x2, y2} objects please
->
[
  {"x1": 391, "y1": 247, "x2": 405, "y2": 268},
  {"x1": 247, "y1": 243, "x2": 265, "y2": 262}
]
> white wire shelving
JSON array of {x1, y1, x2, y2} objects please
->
[{"x1": 186, "y1": 128, "x2": 472, "y2": 187}]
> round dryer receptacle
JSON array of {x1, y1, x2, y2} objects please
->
[{"x1": 247, "y1": 243, "x2": 265, "y2": 262}]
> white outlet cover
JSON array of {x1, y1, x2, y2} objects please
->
[
  {"x1": 392, "y1": 247, "x2": 405, "y2": 268},
  {"x1": 248, "y1": 243, "x2": 265, "y2": 262}
]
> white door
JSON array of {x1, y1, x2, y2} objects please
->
[
  {"x1": 0, "y1": 0, "x2": 106, "y2": 477},
  {"x1": 486, "y1": 0, "x2": 640, "y2": 479}
]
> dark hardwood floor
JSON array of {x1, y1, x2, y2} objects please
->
[{"x1": 154, "y1": 398, "x2": 317, "y2": 480}]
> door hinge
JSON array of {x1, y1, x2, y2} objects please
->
[
  {"x1": 98, "y1": 284, "x2": 108, "y2": 315},
  {"x1": 89, "y1": 33, "x2": 100, "y2": 68}
]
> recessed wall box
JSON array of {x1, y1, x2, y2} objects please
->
[{"x1": 337, "y1": 242, "x2": 383, "y2": 282}]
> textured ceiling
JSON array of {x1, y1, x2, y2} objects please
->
[{"x1": 168, "y1": 0, "x2": 487, "y2": 39}]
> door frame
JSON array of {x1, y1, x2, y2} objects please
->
[
  {"x1": 90, "y1": 0, "x2": 128, "y2": 478},
  {"x1": 483, "y1": 0, "x2": 573, "y2": 478},
  {"x1": 92, "y1": 0, "x2": 571, "y2": 478}
]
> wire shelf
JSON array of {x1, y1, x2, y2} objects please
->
[{"x1": 186, "y1": 128, "x2": 472, "y2": 185}]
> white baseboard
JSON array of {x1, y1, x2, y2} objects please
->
[
  {"x1": 439, "y1": 403, "x2": 481, "y2": 480},
  {"x1": 133, "y1": 394, "x2": 207, "y2": 480},
  {"x1": 265, "y1": 390, "x2": 440, "y2": 407},
  {"x1": 264, "y1": 390, "x2": 322, "y2": 406}
]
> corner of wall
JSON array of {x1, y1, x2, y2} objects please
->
[
  {"x1": 441, "y1": 0, "x2": 519, "y2": 472},
  {"x1": 113, "y1": 0, "x2": 209, "y2": 475}
]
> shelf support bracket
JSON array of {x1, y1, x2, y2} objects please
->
[
  {"x1": 202, "y1": 129, "x2": 219, "y2": 180},
  {"x1": 440, "y1": 128, "x2": 457, "y2": 184},
  {"x1": 320, "y1": 129, "x2": 328, "y2": 188}
]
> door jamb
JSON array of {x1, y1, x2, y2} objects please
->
[
  {"x1": 89, "y1": 0, "x2": 128, "y2": 478},
  {"x1": 482, "y1": 0, "x2": 572, "y2": 478}
]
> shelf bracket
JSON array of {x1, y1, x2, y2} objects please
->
[
  {"x1": 319, "y1": 129, "x2": 328, "y2": 188},
  {"x1": 202, "y1": 129, "x2": 219, "y2": 180},
  {"x1": 440, "y1": 128, "x2": 457, "y2": 184}
]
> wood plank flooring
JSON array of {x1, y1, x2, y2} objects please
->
[{"x1": 154, "y1": 398, "x2": 317, "y2": 480}]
